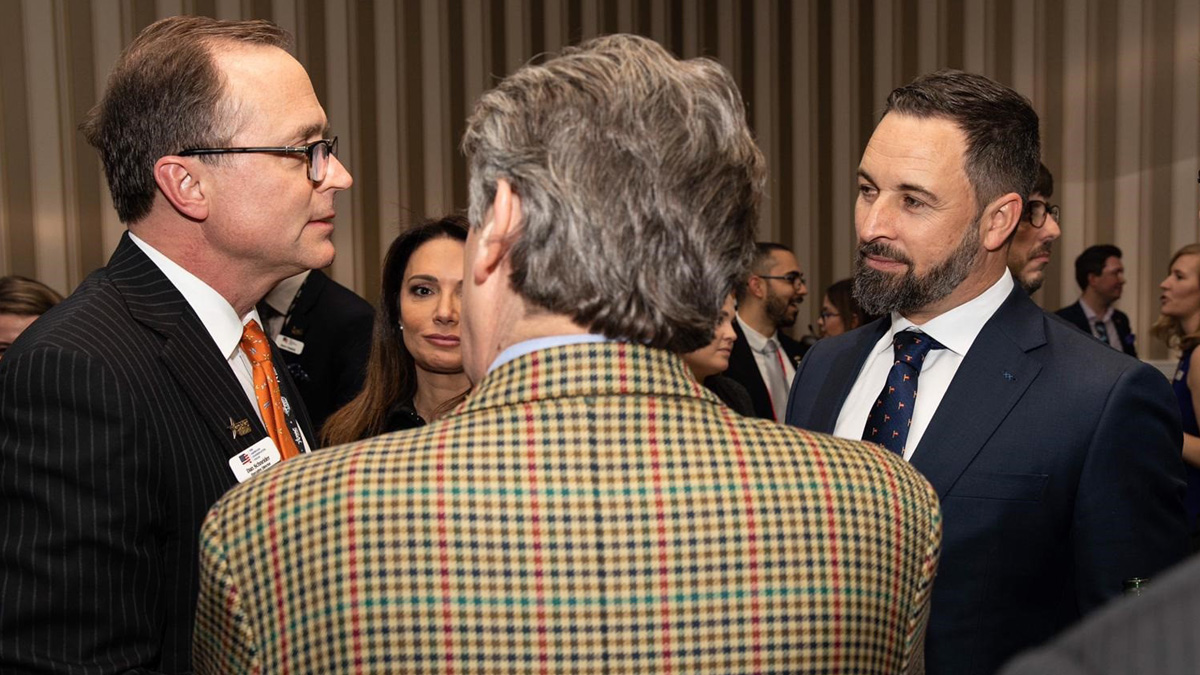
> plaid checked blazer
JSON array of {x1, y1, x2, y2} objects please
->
[{"x1": 194, "y1": 342, "x2": 941, "y2": 674}]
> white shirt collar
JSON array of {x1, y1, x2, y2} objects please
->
[
  {"x1": 263, "y1": 270, "x2": 310, "y2": 315},
  {"x1": 1078, "y1": 298, "x2": 1114, "y2": 324},
  {"x1": 736, "y1": 314, "x2": 779, "y2": 353},
  {"x1": 128, "y1": 232, "x2": 260, "y2": 360},
  {"x1": 879, "y1": 269, "x2": 1014, "y2": 357}
]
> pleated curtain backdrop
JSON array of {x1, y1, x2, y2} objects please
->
[{"x1": 0, "y1": 0, "x2": 1197, "y2": 358}]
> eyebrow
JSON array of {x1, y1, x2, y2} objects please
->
[
  {"x1": 857, "y1": 168, "x2": 942, "y2": 205},
  {"x1": 290, "y1": 122, "x2": 331, "y2": 144},
  {"x1": 406, "y1": 274, "x2": 441, "y2": 284}
]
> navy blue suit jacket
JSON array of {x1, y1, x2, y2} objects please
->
[
  {"x1": 1054, "y1": 300, "x2": 1138, "y2": 358},
  {"x1": 786, "y1": 284, "x2": 1187, "y2": 675},
  {"x1": 0, "y1": 234, "x2": 315, "y2": 674}
]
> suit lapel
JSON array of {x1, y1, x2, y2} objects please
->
[
  {"x1": 808, "y1": 318, "x2": 889, "y2": 433},
  {"x1": 109, "y1": 234, "x2": 272, "y2": 458},
  {"x1": 910, "y1": 288, "x2": 1045, "y2": 498},
  {"x1": 729, "y1": 322, "x2": 774, "y2": 419}
]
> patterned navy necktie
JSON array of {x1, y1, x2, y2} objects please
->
[
  {"x1": 1093, "y1": 320, "x2": 1111, "y2": 347},
  {"x1": 862, "y1": 330, "x2": 945, "y2": 456}
]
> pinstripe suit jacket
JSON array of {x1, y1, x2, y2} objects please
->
[
  {"x1": 194, "y1": 342, "x2": 942, "y2": 674},
  {"x1": 0, "y1": 233, "x2": 315, "y2": 674}
]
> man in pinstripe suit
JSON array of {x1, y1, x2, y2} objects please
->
[
  {"x1": 0, "y1": 16, "x2": 351, "y2": 674},
  {"x1": 193, "y1": 34, "x2": 942, "y2": 674}
]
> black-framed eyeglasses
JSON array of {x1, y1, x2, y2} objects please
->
[
  {"x1": 758, "y1": 271, "x2": 806, "y2": 288},
  {"x1": 818, "y1": 310, "x2": 840, "y2": 321},
  {"x1": 1023, "y1": 199, "x2": 1061, "y2": 228},
  {"x1": 178, "y1": 137, "x2": 339, "y2": 182}
]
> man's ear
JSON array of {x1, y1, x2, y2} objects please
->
[
  {"x1": 747, "y1": 274, "x2": 766, "y2": 301},
  {"x1": 982, "y1": 192, "x2": 1023, "y2": 251},
  {"x1": 153, "y1": 157, "x2": 208, "y2": 221},
  {"x1": 471, "y1": 178, "x2": 522, "y2": 285}
]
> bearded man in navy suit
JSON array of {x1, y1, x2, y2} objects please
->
[
  {"x1": 785, "y1": 69, "x2": 1187, "y2": 675},
  {"x1": 0, "y1": 16, "x2": 352, "y2": 674}
]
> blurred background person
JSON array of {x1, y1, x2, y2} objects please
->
[
  {"x1": 0, "y1": 275, "x2": 63, "y2": 360},
  {"x1": 1057, "y1": 245, "x2": 1138, "y2": 357},
  {"x1": 322, "y1": 215, "x2": 471, "y2": 445},
  {"x1": 816, "y1": 278, "x2": 875, "y2": 338},
  {"x1": 1154, "y1": 243, "x2": 1200, "y2": 547},
  {"x1": 682, "y1": 292, "x2": 754, "y2": 415}
]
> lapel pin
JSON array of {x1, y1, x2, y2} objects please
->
[
  {"x1": 1003, "y1": 371, "x2": 1016, "y2": 382},
  {"x1": 227, "y1": 417, "x2": 253, "y2": 439}
]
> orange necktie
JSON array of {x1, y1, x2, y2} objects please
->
[{"x1": 239, "y1": 319, "x2": 302, "y2": 460}]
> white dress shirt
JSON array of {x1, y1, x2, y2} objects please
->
[
  {"x1": 1078, "y1": 298, "x2": 1121, "y2": 351},
  {"x1": 736, "y1": 314, "x2": 796, "y2": 419},
  {"x1": 129, "y1": 233, "x2": 310, "y2": 452},
  {"x1": 260, "y1": 269, "x2": 310, "y2": 340},
  {"x1": 833, "y1": 270, "x2": 1014, "y2": 460}
]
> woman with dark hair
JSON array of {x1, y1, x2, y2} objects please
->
[
  {"x1": 1154, "y1": 243, "x2": 1200, "y2": 543},
  {"x1": 682, "y1": 292, "x2": 755, "y2": 416},
  {"x1": 0, "y1": 275, "x2": 63, "y2": 360},
  {"x1": 322, "y1": 216, "x2": 471, "y2": 445},
  {"x1": 817, "y1": 278, "x2": 875, "y2": 338}
]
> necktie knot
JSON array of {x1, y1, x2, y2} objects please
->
[
  {"x1": 240, "y1": 320, "x2": 272, "y2": 365},
  {"x1": 892, "y1": 330, "x2": 943, "y2": 369},
  {"x1": 762, "y1": 339, "x2": 779, "y2": 355}
]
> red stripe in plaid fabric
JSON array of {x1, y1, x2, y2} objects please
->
[
  {"x1": 806, "y1": 434, "x2": 843, "y2": 668},
  {"x1": 436, "y1": 415, "x2": 457, "y2": 673},
  {"x1": 266, "y1": 478, "x2": 291, "y2": 675},
  {"x1": 647, "y1": 398, "x2": 674, "y2": 672},
  {"x1": 618, "y1": 342, "x2": 629, "y2": 393},
  {"x1": 525, "y1": 351, "x2": 550, "y2": 673},
  {"x1": 344, "y1": 458, "x2": 365, "y2": 670},
  {"x1": 720, "y1": 407, "x2": 762, "y2": 672}
]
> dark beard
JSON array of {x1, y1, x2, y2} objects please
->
[
  {"x1": 765, "y1": 290, "x2": 797, "y2": 328},
  {"x1": 852, "y1": 223, "x2": 982, "y2": 317}
]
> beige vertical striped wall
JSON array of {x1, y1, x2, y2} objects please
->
[{"x1": 1, "y1": 0, "x2": 1197, "y2": 357}]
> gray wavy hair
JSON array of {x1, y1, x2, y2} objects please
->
[{"x1": 461, "y1": 34, "x2": 765, "y2": 352}]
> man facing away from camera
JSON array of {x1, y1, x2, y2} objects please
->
[{"x1": 192, "y1": 34, "x2": 943, "y2": 675}]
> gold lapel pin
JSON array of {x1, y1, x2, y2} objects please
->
[{"x1": 227, "y1": 417, "x2": 253, "y2": 439}]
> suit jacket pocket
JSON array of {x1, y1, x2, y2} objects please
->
[{"x1": 949, "y1": 471, "x2": 1049, "y2": 502}]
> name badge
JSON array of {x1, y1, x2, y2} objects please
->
[
  {"x1": 228, "y1": 436, "x2": 282, "y2": 483},
  {"x1": 275, "y1": 334, "x2": 305, "y2": 355}
]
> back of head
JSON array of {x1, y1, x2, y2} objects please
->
[
  {"x1": 1074, "y1": 244, "x2": 1122, "y2": 291},
  {"x1": 884, "y1": 69, "x2": 1040, "y2": 213},
  {"x1": 0, "y1": 276, "x2": 63, "y2": 316},
  {"x1": 1033, "y1": 163, "x2": 1054, "y2": 199},
  {"x1": 461, "y1": 34, "x2": 765, "y2": 352},
  {"x1": 81, "y1": 16, "x2": 292, "y2": 225}
]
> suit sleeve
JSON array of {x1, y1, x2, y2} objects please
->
[
  {"x1": 0, "y1": 348, "x2": 167, "y2": 674},
  {"x1": 1072, "y1": 361, "x2": 1188, "y2": 611},
  {"x1": 193, "y1": 499, "x2": 258, "y2": 675}
]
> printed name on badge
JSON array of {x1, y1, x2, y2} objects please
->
[{"x1": 228, "y1": 436, "x2": 282, "y2": 483}]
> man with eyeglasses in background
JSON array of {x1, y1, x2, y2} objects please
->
[
  {"x1": 0, "y1": 16, "x2": 351, "y2": 674},
  {"x1": 1007, "y1": 163, "x2": 1061, "y2": 295},
  {"x1": 726, "y1": 242, "x2": 810, "y2": 420}
]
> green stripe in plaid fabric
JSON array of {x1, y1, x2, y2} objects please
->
[{"x1": 194, "y1": 342, "x2": 941, "y2": 674}]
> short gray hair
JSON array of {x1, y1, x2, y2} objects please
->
[{"x1": 461, "y1": 34, "x2": 765, "y2": 352}]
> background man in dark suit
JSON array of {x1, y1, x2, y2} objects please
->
[
  {"x1": 193, "y1": 34, "x2": 942, "y2": 675},
  {"x1": 785, "y1": 69, "x2": 1187, "y2": 675},
  {"x1": 0, "y1": 16, "x2": 352, "y2": 674},
  {"x1": 726, "y1": 242, "x2": 809, "y2": 420},
  {"x1": 1056, "y1": 244, "x2": 1138, "y2": 357},
  {"x1": 258, "y1": 268, "x2": 374, "y2": 436}
]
